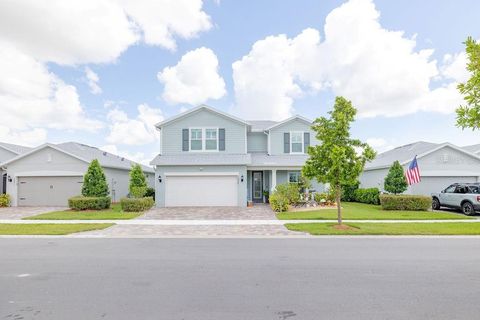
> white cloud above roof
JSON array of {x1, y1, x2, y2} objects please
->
[
  {"x1": 232, "y1": 0, "x2": 467, "y2": 120},
  {"x1": 158, "y1": 47, "x2": 226, "y2": 105}
]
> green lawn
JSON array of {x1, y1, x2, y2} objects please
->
[
  {"x1": 286, "y1": 222, "x2": 480, "y2": 235},
  {"x1": 24, "y1": 203, "x2": 141, "y2": 220},
  {"x1": 277, "y1": 202, "x2": 471, "y2": 220},
  {"x1": 0, "y1": 223, "x2": 114, "y2": 235}
]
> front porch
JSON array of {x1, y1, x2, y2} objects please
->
[{"x1": 246, "y1": 168, "x2": 303, "y2": 204}]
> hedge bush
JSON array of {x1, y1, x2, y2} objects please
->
[
  {"x1": 0, "y1": 194, "x2": 11, "y2": 207},
  {"x1": 269, "y1": 193, "x2": 289, "y2": 212},
  {"x1": 354, "y1": 188, "x2": 380, "y2": 205},
  {"x1": 341, "y1": 182, "x2": 359, "y2": 202},
  {"x1": 145, "y1": 187, "x2": 155, "y2": 200},
  {"x1": 68, "y1": 196, "x2": 111, "y2": 210},
  {"x1": 120, "y1": 197, "x2": 154, "y2": 212},
  {"x1": 380, "y1": 194, "x2": 431, "y2": 211}
]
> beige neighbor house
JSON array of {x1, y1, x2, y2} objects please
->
[
  {"x1": 359, "y1": 141, "x2": 480, "y2": 196},
  {"x1": 0, "y1": 142, "x2": 154, "y2": 207}
]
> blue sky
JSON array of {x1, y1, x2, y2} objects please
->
[{"x1": 1, "y1": 0, "x2": 479, "y2": 164}]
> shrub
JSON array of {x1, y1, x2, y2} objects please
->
[
  {"x1": 0, "y1": 194, "x2": 11, "y2": 207},
  {"x1": 384, "y1": 161, "x2": 408, "y2": 194},
  {"x1": 354, "y1": 188, "x2": 380, "y2": 205},
  {"x1": 269, "y1": 192, "x2": 289, "y2": 212},
  {"x1": 68, "y1": 196, "x2": 111, "y2": 210},
  {"x1": 341, "y1": 181, "x2": 359, "y2": 202},
  {"x1": 145, "y1": 187, "x2": 155, "y2": 200},
  {"x1": 274, "y1": 183, "x2": 301, "y2": 205},
  {"x1": 314, "y1": 190, "x2": 336, "y2": 205},
  {"x1": 82, "y1": 159, "x2": 109, "y2": 197},
  {"x1": 120, "y1": 197, "x2": 154, "y2": 212},
  {"x1": 129, "y1": 164, "x2": 147, "y2": 198},
  {"x1": 380, "y1": 194, "x2": 431, "y2": 211}
]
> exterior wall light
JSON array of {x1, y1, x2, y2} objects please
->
[
  {"x1": 158, "y1": 175, "x2": 162, "y2": 183},
  {"x1": 240, "y1": 174, "x2": 244, "y2": 182},
  {"x1": 7, "y1": 175, "x2": 12, "y2": 182}
]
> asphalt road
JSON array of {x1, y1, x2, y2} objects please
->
[{"x1": 1, "y1": 238, "x2": 480, "y2": 320}]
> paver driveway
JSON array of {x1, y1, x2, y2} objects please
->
[
  {"x1": 138, "y1": 204, "x2": 277, "y2": 220},
  {"x1": 0, "y1": 207, "x2": 65, "y2": 219}
]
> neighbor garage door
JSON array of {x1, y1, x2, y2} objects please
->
[
  {"x1": 18, "y1": 176, "x2": 83, "y2": 206},
  {"x1": 165, "y1": 175, "x2": 238, "y2": 207},
  {"x1": 410, "y1": 176, "x2": 478, "y2": 196}
]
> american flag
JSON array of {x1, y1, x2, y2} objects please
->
[{"x1": 405, "y1": 156, "x2": 421, "y2": 185}]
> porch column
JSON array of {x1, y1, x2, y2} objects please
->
[{"x1": 271, "y1": 169, "x2": 277, "y2": 192}]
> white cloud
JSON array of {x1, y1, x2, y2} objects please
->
[
  {"x1": 84, "y1": 67, "x2": 102, "y2": 94},
  {"x1": 0, "y1": 41, "x2": 103, "y2": 135},
  {"x1": 106, "y1": 104, "x2": 163, "y2": 145},
  {"x1": 118, "y1": 0, "x2": 212, "y2": 51},
  {"x1": 366, "y1": 137, "x2": 394, "y2": 153},
  {"x1": 0, "y1": 0, "x2": 212, "y2": 65},
  {"x1": 232, "y1": 0, "x2": 467, "y2": 120},
  {"x1": 101, "y1": 144, "x2": 154, "y2": 166},
  {"x1": 440, "y1": 52, "x2": 469, "y2": 83},
  {"x1": 0, "y1": 126, "x2": 47, "y2": 147},
  {"x1": 158, "y1": 47, "x2": 226, "y2": 105}
]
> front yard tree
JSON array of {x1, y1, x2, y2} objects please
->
[
  {"x1": 456, "y1": 37, "x2": 480, "y2": 129},
  {"x1": 384, "y1": 161, "x2": 408, "y2": 194},
  {"x1": 129, "y1": 164, "x2": 147, "y2": 198},
  {"x1": 302, "y1": 96, "x2": 376, "y2": 224},
  {"x1": 82, "y1": 159, "x2": 109, "y2": 197}
]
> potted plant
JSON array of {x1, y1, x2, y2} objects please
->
[{"x1": 263, "y1": 190, "x2": 270, "y2": 203}]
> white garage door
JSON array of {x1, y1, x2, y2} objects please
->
[
  {"x1": 410, "y1": 176, "x2": 478, "y2": 196},
  {"x1": 18, "y1": 176, "x2": 83, "y2": 206},
  {"x1": 165, "y1": 175, "x2": 238, "y2": 207}
]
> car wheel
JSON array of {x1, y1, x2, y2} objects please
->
[
  {"x1": 461, "y1": 202, "x2": 475, "y2": 216},
  {"x1": 432, "y1": 198, "x2": 440, "y2": 210}
]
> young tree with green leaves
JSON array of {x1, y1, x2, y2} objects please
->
[
  {"x1": 456, "y1": 37, "x2": 480, "y2": 129},
  {"x1": 129, "y1": 164, "x2": 148, "y2": 198},
  {"x1": 82, "y1": 159, "x2": 109, "y2": 197},
  {"x1": 384, "y1": 161, "x2": 408, "y2": 194},
  {"x1": 302, "y1": 96, "x2": 376, "y2": 224}
]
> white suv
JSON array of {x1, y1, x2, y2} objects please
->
[{"x1": 431, "y1": 183, "x2": 480, "y2": 216}]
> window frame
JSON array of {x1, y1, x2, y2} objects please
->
[
  {"x1": 290, "y1": 131, "x2": 304, "y2": 154},
  {"x1": 189, "y1": 127, "x2": 219, "y2": 152},
  {"x1": 288, "y1": 171, "x2": 301, "y2": 184}
]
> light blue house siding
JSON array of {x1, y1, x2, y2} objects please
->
[
  {"x1": 155, "y1": 165, "x2": 248, "y2": 207},
  {"x1": 161, "y1": 109, "x2": 247, "y2": 155},
  {"x1": 269, "y1": 119, "x2": 318, "y2": 155},
  {"x1": 247, "y1": 133, "x2": 268, "y2": 153}
]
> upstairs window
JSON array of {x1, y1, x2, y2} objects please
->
[
  {"x1": 290, "y1": 132, "x2": 304, "y2": 153},
  {"x1": 189, "y1": 128, "x2": 218, "y2": 151},
  {"x1": 205, "y1": 129, "x2": 218, "y2": 150},
  {"x1": 190, "y1": 129, "x2": 203, "y2": 151}
]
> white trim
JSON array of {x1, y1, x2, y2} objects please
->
[
  {"x1": 265, "y1": 115, "x2": 312, "y2": 131},
  {"x1": 155, "y1": 104, "x2": 249, "y2": 128},
  {"x1": 189, "y1": 127, "x2": 219, "y2": 152},
  {"x1": 290, "y1": 131, "x2": 304, "y2": 154},
  {"x1": 244, "y1": 126, "x2": 247, "y2": 154},
  {"x1": 248, "y1": 166, "x2": 303, "y2": 170},
  {"x1": 165, "y1": 172, "x2": 239, "y2": 177},
  {"x1": 265, "y1": 131, "x2": 271, "y2": 155},
  {"x1": 15, "y1": 171, "x2": 84, "y2": 177}
]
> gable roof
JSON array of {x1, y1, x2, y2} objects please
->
[
  {"x1": 0, "y1": 142, "x2": 32, "y2": 155},
  {"x1": 155, "y1": 105, "x2": 249, "y2": 128},
  {"x1": 462, "y1": 144, "x2": 480, "y2": 154},
  {"x1": 365, "y1": 141, "x2": 480, "y2": 170},
  {"x1": 247, "y1": 120, "x2": 278, "y2": 132},
  {"x1": 0, "y1": 142, "x2": 154, "y2": 173},
  {"x1": 265, "y1": 115, "x2": 313, "y2": 131}
]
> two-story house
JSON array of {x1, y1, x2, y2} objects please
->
[{"x1": 151, "y1": 105, "x2": 324, "y2": 207}]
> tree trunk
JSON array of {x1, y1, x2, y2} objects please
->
[{"x1": 336, "y1": 185, "x2": 342, "y2": 225}]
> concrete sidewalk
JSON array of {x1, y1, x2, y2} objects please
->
[{"x1": 0, "y1": 219, "x2": 479, "y2": 224}]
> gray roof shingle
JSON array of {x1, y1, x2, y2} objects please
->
[
  {"x1": 247, "y1": 120, "x2": 278, "y2": 132},
  {"x1": 0, "y1": 142, "x2": 32, "y2": 155},
  {"x1": 462, "y1": 144, "x2": 480, "y2": 154},
  {"x1": 56, "y1": 142, "x2": 154, "y2": 173},
  {"x1": 151, "y1": 153, "x2": 251, "y2": 166},
  {"x1": 365, "y1": 141, "x2": 440, "y2": 170}
]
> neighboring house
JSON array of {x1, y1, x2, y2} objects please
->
[
  {"x1": 0, "y1": 142, "x2": 154, "y2": 206},
  {"x1": 360, "y1": 141, "x2": 480, "y2": 195},
  {"x1": 0, "y1": 142, "x2": 32, "y2": 194},
  {"x1": 151, "y1": 105, "x2": 324, "y2": 207}
]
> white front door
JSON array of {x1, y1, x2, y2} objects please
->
[{"x1": 165, "y1": 175, "x2": 238, "y2": 207}]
